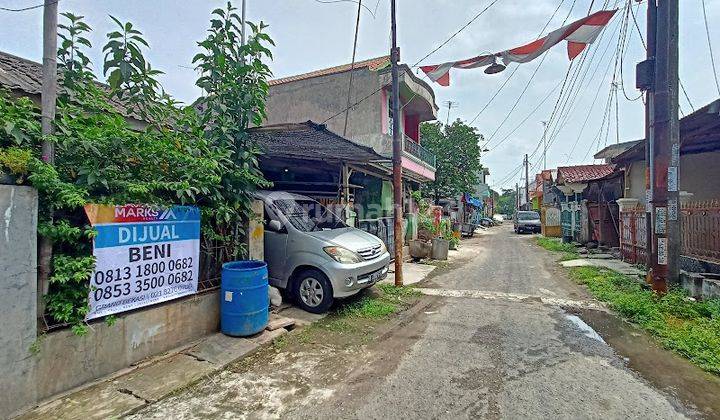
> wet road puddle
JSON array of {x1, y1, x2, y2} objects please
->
[
  {"x1": 570, "y1": 308, "x2": 720, "y2": 418},
  {"x1": 564, "y1": 314, "x2": 606, "y2": 344}
]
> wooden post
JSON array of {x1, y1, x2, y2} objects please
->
[{"x1": 390, "y1": 0, "x2": 403, "y2": 286}]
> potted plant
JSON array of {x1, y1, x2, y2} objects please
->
[{"x1": 431, "y1": 219, "x2": 450, "y2": 260}]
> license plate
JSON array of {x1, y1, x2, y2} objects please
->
[{"x1": 359, "y1": 269, "x2": 385, "y2": 285}]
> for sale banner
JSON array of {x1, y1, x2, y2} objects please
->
[{"x1": 84, "y1": 204, "x2": 201, "y2": 320}]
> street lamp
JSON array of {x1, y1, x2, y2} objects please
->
[{"x1": 484, "y1": 57, "x2": 506, "y2": 74}]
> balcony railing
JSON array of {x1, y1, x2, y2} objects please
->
[{"x1": 403, "y1": 135, "x2": 436, "y2": 169}]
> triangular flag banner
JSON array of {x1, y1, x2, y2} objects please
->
[{"x1": 420, "y1": 9, "x2": 617, "y2": 86}]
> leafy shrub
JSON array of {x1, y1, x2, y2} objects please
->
[
  {"x1": 569, "y1": 266, "x2": 720, "y2": 374},
  {"x1": 0, "y1": 5, "x2": 275, "y2": 334}
]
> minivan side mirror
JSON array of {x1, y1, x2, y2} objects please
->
[{"x1": 267, "y1": 220, "x2": 284, "y2": 233}]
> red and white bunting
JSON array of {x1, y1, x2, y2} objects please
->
[{"x1": 420, "y1": 9, "x2": 617, "y2": 86}]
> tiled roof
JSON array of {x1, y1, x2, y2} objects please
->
[
  {"x1": 249, "y1": 121, "x2": 387, "y2": 163},
  {"x1": 556, "y1": 164, "x2": 615, "y2": 183},
  {"x1": 0, "y1": 50, "x2": 141, "y2": 120},
  {"x1": 269, "y1": 55, "x2": 390, "y2": 86},
  {"x1": 0, "y1": 51, "x2": 42, "y2": 94}
]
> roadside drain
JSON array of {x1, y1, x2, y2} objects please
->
[{"x1": 414, "y1": 287, "x2": 607, "y2": 311}]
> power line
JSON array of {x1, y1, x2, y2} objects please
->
[
  {"x1": 342, "y1": 0, "x2": 363, "y2": 137},
  {"x1": 323, "y1": 0, "x2": 502, "y2": 124},
  {"x1": 467, "y1": 0, "x2": 567, "y2": 125},
  {"x1": 412, "y1": 0, "x2": 504, "y2": 68},
  {"x1": 480, "y1": 0, "x2": 579, "y2": 147},
  {"x1": 0, "y1": 0, "x2": 57, "y2": 12},
  {"x1": 544, "y1": 0, "x2": 626, "y2": 163},
  {"x1": 701, "y1": 0, "x2": 720, "y2": 97},
  {"x1": 313, "y1": 0, "x2": 376, "y2": 18}
]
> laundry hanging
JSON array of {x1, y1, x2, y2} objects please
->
[{"x1": 420, "y1": 9, "x2": 617, "y2": 86}]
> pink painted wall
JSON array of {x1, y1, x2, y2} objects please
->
[{"x1": 402, "y1": 156, "x2": 435, "y2": 181}]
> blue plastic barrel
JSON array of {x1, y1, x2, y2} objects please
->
[{"x1": 220, "y1": 260, "x2": 269, "y2": 336}]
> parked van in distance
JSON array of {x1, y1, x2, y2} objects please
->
[
  {"x1": 514, "y1": 210, "x2": 541, "y2": 234},
  {"x1": 254, "y1": 190, "x2": 390, "y2": 313}
]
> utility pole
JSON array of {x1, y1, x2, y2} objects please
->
[
  {"x1": 643, "y1": 0, "x2": 657, "y2": 289},
  {"x1": 524, "y1": 154, "x2": 529, "y2": 210},
  {"x1": 650, "y1": 0, "x2": 680, "y2": 291},
  {"x1": 240, "y1": 0, "x2": 246, "y2": 46},
  {"x1": 443, "y1": 100, "x2": 458, "y2": 125},
  {"x1": 37, "y1": 0, "x2": 58, "y2": 317},
  {"x1": 390, "y1": 0, "x2": 403, "y2": 286},
  {"x1": 541, "y1": 121, "x2": 548, "y2": 170}
]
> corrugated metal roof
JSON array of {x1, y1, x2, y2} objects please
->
[
  {"x1": 593, "y1": 139, "x2": 643, "y2": 160},
  {"x1": 249, "y1": 121, "x2": 387, "y2": 163},
  {"x1": 268, "y1": 56, "x2": 390, "y2": 86},
  {"x1": 556, "y1": 164, "x2": 615, "y2": 183}
]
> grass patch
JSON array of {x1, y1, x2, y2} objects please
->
[
  {"x1": 536, "y1": 236, "x2": 579, "y2": 261},
  {"x1": 338, "y1": 284, "x2": 421, "y2": 319},
  {"x1": 569, "y1": 266, "x2": 720, "y2": 374}
]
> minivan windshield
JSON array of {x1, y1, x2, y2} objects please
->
[
  {"x1": 274, "y1": 199, "x2": 347, "y2": 232},
  {"x1": 518, "y1": 211, "x2": 540, "y2": 220}
]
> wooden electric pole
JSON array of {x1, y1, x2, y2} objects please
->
[
  {"x1": 646, "y1": 0, "x2": 680, "y2": 292},
  {"x1": 38, "y1": 0, "x2": 58, "y2": 316},
  {"x1": 524, "y1": 154, "x2": 529, "y2": 210},
  {"x1": 390, "y1": 0, "x2": 403, "y2": 286}
]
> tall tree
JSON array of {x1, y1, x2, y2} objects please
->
[
  {"x1": 496, "y1": 188, "x2": 517, "y2": 217},
  {"x1": 420, "y1": 120, "x2": 483, "y2": 203}
]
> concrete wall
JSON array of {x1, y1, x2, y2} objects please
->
[
  {"x1": 33, "y1": 291, "x2": 219, "y2": 404},
  {"x1": 624, "y1": 151, "x2": 720, "y2": 204},
  {"x1": 0, "y1": 185, "x2": 246, "y2": 417},
  {"x1": 265, "y1": 68, "x2": 386, "y2": 154},
  {"x1": 4, "y1": 290, "x2": 220, "y2": 417},
  {"x1": 1, "y1": 186, "x2": 39, "y2": 418},
  {"x1": 265, "y1": 66, "x2": 437, "y2": 160}
]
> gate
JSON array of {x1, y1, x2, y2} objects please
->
[{"x1": 619, "y1": 207, "x2": 647, "y2": 265}]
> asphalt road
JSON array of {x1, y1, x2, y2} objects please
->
[{"x1": 135, "y1": 226, "x2": 698, "y2": 419}]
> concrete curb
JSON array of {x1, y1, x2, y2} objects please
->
[{"x1": 17, "y1": 326, "x2": 292, "y2": 420}]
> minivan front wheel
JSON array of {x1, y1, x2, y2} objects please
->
[{"x1": 293, "y1": 269, "x2": 334, "y2": 313}]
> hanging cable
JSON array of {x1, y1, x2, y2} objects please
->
[
  {"x1": 701, "y1": 0, "x2": 720, "y2": 97},
  {"x1": 0, "y1": 0, "x2": 58, "y2": 12},
  {"x1": 323, "y1": 0, "x2": 503, "y2": 124},
  {"x1": 313, "y1": 0, "x2": 376, "y2": 18},
  {"x1": 481, "y1": 0, "x2": 579, "y2": 146},
  {"x1": 468, "y1": 0, "x2": 567, "y2": 126},
  {"x1": 412, "y1": 0, "x2": 504, "y2": 67},
  {"x1": 342, "y1": 0, "x2": 363, "y2": 137}
]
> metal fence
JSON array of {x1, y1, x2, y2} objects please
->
[
  {"x1": 681, "y1": 200, "x2": 720, "y2": 264},
  {"x1": 619, "y1": 207, "x2": 647, "y2": 265},
  {"x1": 403, "y1": 135, "x2": 436, "y2": 169}
]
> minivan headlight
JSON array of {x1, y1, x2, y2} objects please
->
[
  {"x1": 324, "y1": 246, "x2": 362, "y2": 264},
  {"x1": 378, "y1": 241, "x2": 387, "y2": 254}
]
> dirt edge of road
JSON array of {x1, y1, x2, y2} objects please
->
[{"x1": 533, "y1": 239, "x2": 720, "y2": 419}]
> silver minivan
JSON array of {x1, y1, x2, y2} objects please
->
[{"x1": 254, "y1": 190, "x2": 390, "y2": 313}]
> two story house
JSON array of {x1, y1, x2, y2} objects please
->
[
  {"x1": 261, "y1": 56, "x2": 439, "y2": 253},
  {"x1": 264, "y1": 56, "x2": 438, "y2": 183}
]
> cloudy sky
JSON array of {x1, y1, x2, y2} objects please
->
[{"x1": 1, "y1": 0, "x2": 718, "y2": 189}]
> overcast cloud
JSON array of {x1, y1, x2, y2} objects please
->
[{"x1": 1, "y1": 0, "x2": 718, "y2": 189}]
